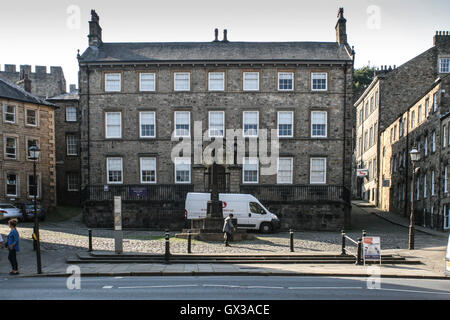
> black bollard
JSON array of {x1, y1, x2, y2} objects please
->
[
  {"x1": 187, "y1": 230, "x2": 192, "y2": 254},
  {"x1": 356, "y1": 238, "x2": 363, "y2": 265},
  {"x1": 88, "y1": 229, "x2": 93, "y2": 252},
  {"x1": 165, "y1": 230, "x2": 170, "y2": 263},
  {"x1": 341, "y1": 230, "x2": 346, "y2": 256},
  {"x1": 290, "y1": 229, "x2": 294, "y2": 252}
]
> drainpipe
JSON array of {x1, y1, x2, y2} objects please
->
[
  {"x1": 376, "y1": 80, "x2": 382, "y2": 208},
  {"x1": 87, "y1": 65, "x2": 91, "y2": 187},
  {"x1": 343, "y1": 64, "x2": 348, "y2": 188},
  {"x1": 404, "y1": 111, "x2": 410, "y2": 218}
]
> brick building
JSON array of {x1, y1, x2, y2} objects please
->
[
  {"x1": 0, "y1": 78, "x2": 57, "y2": 209},
  {"x1": 47, "y1": 85, "x2": 81, "y2": 206},
  {"x1": 353, "y1": 32, "x2": 450, "y2": 205},
  {"x1": 78, "y1": 9, "x2": 354, "y2": 230},
  {"x1": 379, "y1": 75, "x2": 449, "y2": 230}
]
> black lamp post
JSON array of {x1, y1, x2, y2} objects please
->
[
  {"x1": 409, "y1": 147, "x2": 420, "y2": 250},
  {"x1": 29, "y1": 145, "x2": 42, "y2": 274}
]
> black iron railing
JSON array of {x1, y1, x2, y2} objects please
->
[
  {"x1": 239, "y1": 185, "x2": 351, "y2": 204},
  {"x1": 82, "y1": 184, "x2": 194, "y2": 202}
]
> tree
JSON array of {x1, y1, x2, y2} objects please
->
[{"x1": 353, "y1": 66, "x2": 376, "y2": 102}]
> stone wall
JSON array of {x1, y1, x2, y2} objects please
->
[
  {"x1": 0, "y1": 98, "x2": 57, "y2": 209},
  {"x1": 83, "y1": 199, "x2": 350, "y2": 231},
  {"x1": 79, "y1": 63, "x2": 353, "y2": 191},
  {"x1": 0, "y1": 64, "x2": 66, "y2": 98},
  {"x1": 83, "y1": 200, "x2": 186, "y2": 229}
]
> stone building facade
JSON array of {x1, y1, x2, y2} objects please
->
[
  {"x1": 379, "y1": 75, "x2": 450, "y2": 231},
  {"x1": 79, "y1": 9, "x2": 354, "y2": 230},
  {"x1": 353, "y1": 31, "x2": 450, "y2": 205},
  {"x1": 440, "y1": 110, "x2": 450, "y2": 230},
  {"x1": 0, "y1": 78, "x2": 57, "y2": 209},
  {"x1": 0, "y1": 64, "x2": 66, "y2": 98},
  {"x1": 47, "y1": 85, "x2": 81, "y2": 206}
]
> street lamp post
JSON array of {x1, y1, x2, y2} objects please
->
[
  {"x1": 29, "y1": 145, "x2": 42, "y2": 274},
  {"x1": 409, "y1": 147, "x2": 420, "y2": 250}
]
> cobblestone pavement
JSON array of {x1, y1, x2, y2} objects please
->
[{"x1": 0, "y1": 204, "x2": 446, "y2": 256}]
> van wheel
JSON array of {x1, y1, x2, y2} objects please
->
[{"x1": 260, "y1": 222, "x2": 272, "y2": 234}]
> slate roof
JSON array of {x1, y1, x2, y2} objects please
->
[
  {"x1": 47, "y1": 92, "x2": 79, "y2": 101},
  {"x1": 0, "y1": 78, "x2": 56, "y2": 107},
  {"x1": 79, "y1": 41, "x2": 353, "y2": 63}
]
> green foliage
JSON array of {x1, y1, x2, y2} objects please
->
[{"x1": 354, "y1": 66, "x2": 376, "y2": 92}]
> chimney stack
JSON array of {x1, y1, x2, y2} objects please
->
[
  {"x1": 24, "y1": 74, "x2": 32, "y2": 93},
  {"x1": 223, "y1": 29, "x2": 228, "y2": 42},
  {"x1": 88, "y1": 10, "x2": 102, "y2": 47},
  {"x1": 433, "y1": 30, "x2": 450, "y2": 47},
  {"x1": 335, "y1": 7, "x2": 348, "y2": 45},
  {"x1": 213, "y1": 28, "x2": 219, "y2": 42}
]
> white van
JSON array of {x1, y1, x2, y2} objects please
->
[{"x1": 185, "y1": 193, "x2": 281, "y2": 233}]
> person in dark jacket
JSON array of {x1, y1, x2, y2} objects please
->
[
  {"x1": 7, "y1": 219, "x2": 20, "y2": 275},
  {"x1": 223, "y1": 214, "x2": 236, "y2": 247}
]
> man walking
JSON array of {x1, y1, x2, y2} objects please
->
[{"x1": 223, "y1": 214, "x2": 236, "y2": 247}]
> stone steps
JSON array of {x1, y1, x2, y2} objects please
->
[{"x1": 65, "y1": 252, "x2": 421, "y2": 265}]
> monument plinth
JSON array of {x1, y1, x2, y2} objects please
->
[{"x1": 176, "y1": 163, "x2": 253, "y2": 241}]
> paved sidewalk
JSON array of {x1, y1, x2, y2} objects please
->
[
  {"x1": 353, "y1": 200, "x2": 449, "y2": 238},
  {"x1": 1, "y1": 204, "x2": 448, "y2": 279}
]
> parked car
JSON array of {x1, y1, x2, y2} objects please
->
[
  {"x1": 20, "y1": 203, "x2": 46, "y2": 222},
  {"x1": 185, "y1": 193, "x2": 281, "y2": 233},
  {"x1": 0, "y1": 203, "x2": 23, "y2": 222}
]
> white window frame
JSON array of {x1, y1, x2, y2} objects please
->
[
  {"x1": 423, "y1": 173, "x2": 427, "y2": 199},
  {"x1": 278, "y1": 72, "x2": 294, "y2": 91},
  {"x1": 174, "y1": 157, "x2": 191, "y2": 184},
  {"x1": 444, "y1": 166, "x2": 448, "y2": 193},
  {"x1": 27, "y1": 174, "x2": 41, "y2": 199},
  {"x1": 5, "y1": 136, "x2": 17, "y2": 159},
  {"x1": 6, "y1": 173, "x2": 18, "y2": 197},
  {"x1": 139, "y1": 111, "x2": 156, "y2": 138},
  {"x1": 140, "y1": 157, "x2": 157, "y2": 184},
  {"x1": 311, "y1": 111, "x2": 327, "y2": 138},
  {"x1": 106, "y1": 157, "x2": 123, "y2": 184},
  {"x1": 277, "y1": 158, "x2": 293, "y2": 184},
  {"x1": 174, "y1": 72, "x2": 190, "y2": 91},
  {"x1": 105, "y1": 73, "x2": 121, "y2": 92},
  {"x1": 310, "y1": 157, "x2": 327, "y2": 184},
  {"x1": 25, "y1": 108, "x2": 38, "y2": 127},
  {"x1": 443, "y1": 125, "x2": 447, "y2": 147},
  {"x1": 208, "y1": 72, "x2": 225, "y2": 91},
  {"x1": 4, "y1": 105, "x2": 16, "y2": 123},
  {"x1": 424, "y1": 137, "x2": 428, "y2": 157},
  {"x1": 105, "y1": 112, "x2": 122, "y2": 139},
  {"x1": 139, "y1": 73, "x2": 156, "y2": 92},
  {"x1": 431, "y1": 170, "x2": 435, "y2": 196},
  {"x1": 439, "y1": 58, "x2": 450, "y2": 73},
  {"x1": 208, "y1": 111, "x2": 225, "y2": 138},
  {"x1": 174, "y1": 111, "x2": 191, "y2": 138},
  {"x1": 311, "y1": 72, "x2": 328, "y2": 91},
  {"x1": 433, "y1": 93, "x2": 438, "y2": 112},
  {"x1": 243, "y1": 157, "x2": 259, "y2": 184},
  {"x1": 66, "y1": 106, "x2": 77, "y2": 122},
  {"x1": 277, "y1": 111, "x2": 293, "y2": 138},
  {"x1": 243, "y1": 111, "x2": 259, "y2": 138},
  {"x1": 243, "y1": 72, "x2": 259, "y2": 91},
  {"x1": 444, "y1": 205, "x2": 449, "y2": 230},
  {"x1": 67, "y1": 173, "x2": 79, "y2": 192},
  {"x1": 66, "y1": 135, "x2": 78, "y2": 156}
]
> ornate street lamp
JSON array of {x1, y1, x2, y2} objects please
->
[
  {"x1": 29, "y1": 145, "x2": 42, "y2": 274},
  {"x1": 409, "y1": 147, "x2": 420, "y2": 250}
]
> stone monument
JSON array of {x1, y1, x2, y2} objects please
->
[{"x1": 176, "y1": 162, "x2": 253, "y2": 241}]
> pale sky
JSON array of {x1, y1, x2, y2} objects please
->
[{"x1": 1, "y1": 0, "x2": 449, "y2": 89}]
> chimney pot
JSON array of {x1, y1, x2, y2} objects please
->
[
  {"x1": 213, "y1": 28, "x2": 219, "y2": 42},
  {"x1": 223, "y1": 29, "x2": 228, "y2": 42}
]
